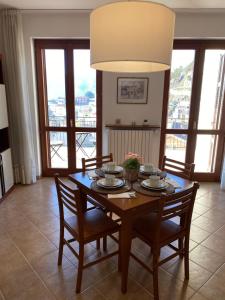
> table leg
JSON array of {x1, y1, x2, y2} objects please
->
[{"x1": 120, "y1": 216, "x2": 132, "y2": 293}]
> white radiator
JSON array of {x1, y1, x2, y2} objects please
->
[{"x1": 108, "y1": 129, "x2": 160, "y2": 165}]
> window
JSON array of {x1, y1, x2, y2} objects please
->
[
  {"x1": 161, "y1": 40, "x2": 225, "y2": 181},
  {"x1": 35, "y1": 40, "x2": 102, "y2": 176}
]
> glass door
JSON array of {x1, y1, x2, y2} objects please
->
[
  {"x1": 35, "y1": 40, "x2": 102, "y2": 176},
  {"x1": 161, "y1": 41, "x2": 225, "y2": 181}
]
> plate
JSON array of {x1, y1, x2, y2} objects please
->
[
  {"x1": 141, "y1": 179, "x2": 169, "y2": 190},
  {"x1": 97, "y1": 178, "x2": 124, "y2": 189},
  {"x1": 140, "y1": 165, "x2": 161, "y2": 175},
  {"x1": 101, "y1": 166, "x2": 123, "y2": 174}
]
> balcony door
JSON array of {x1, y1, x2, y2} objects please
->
[
  {"x1": 35, "y1": 40, "x2": 102, "y2": 176},
  {"x1": 160, "y1": 40, "x2": 225, "y2": 181}
]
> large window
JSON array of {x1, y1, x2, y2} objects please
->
[
  {"x1": 161, "y1": 40, "x2": 225, "y2": 181},
  {"x1": 35, "y1": 40, "x2": 102, "y2": 176}
]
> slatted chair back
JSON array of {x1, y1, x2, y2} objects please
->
[
  {"x1": 154, "y1": 182, "x2": 199, "y2": 243},
  {"x1": 161, "y1": 156, "x2": 195, "y2": 180},
  {"x1": 82, "y1": 153, "x2": 113, "y2": 172},
  {"x1": 55, "y1": 176, "x2": 84, "y2": 239}
]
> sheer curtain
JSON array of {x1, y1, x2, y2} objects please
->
[{"x1": 0, "y1": 9, "x2": 37, "y2": 184}]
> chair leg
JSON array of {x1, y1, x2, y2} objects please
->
[
  {"x1": 152, "y1": 250, "x2": 160, "y2": 300},
  {"x1": 103, "y1": 236, "x2": 107, "y2": 251},
  {"x1": 58, "y1": 226, "x2": 64, "y2": 265},
  {"x1": 179, "y1": 215, "x2": 185, "y2": 258},
  {"x1": 76, "y1": 244, "x2": 84, "y2": 293},
  {"x1": 96, "y1": 238, "x2": 100, "y2": 250},
  {"x1": 118, "y1": 231, "x2": 121, "y2": 272},
  {"x1": 178, "y1": 238, "x2": 184, "y2": 258},
  {"x1": 184, "y1": 237, "x2": 189, "y2": 280}
]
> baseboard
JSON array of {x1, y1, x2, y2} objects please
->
[{"x1": 0, "y1": 185, "x2": 15, "y2": 204}]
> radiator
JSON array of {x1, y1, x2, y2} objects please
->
[{"x1": 108, "y1": 129, "x2": 159, "y2": 165}]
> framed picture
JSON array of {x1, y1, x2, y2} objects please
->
[{"x1": 117, "y1": 77, "x2": 149, "y2": 104}]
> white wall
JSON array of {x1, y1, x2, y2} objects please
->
[{"x1": 21, "y1": 10, "x2": 225, "y2": 174}]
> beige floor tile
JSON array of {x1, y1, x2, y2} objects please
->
[
  {"x1": 1, "y1": 178, "x2": 225, "y2": 299},
  {"x1": 190, "y1": 224, "x2": 211, "y2": 243},
  {"x1": 30, "y1": 249, "x2": 73, "y2": 281},
  {"x1": 10, "y1": 281, "x2": 56, "y2": 300},
  {"x1": 193, "y1": 203, "x2": 210, "y2": 215},
  {"x1": 192, "y1": 212, "x2": 201, "y2": 221},
  {"x1": 202, "y1": 207, "x2": 225, "y2": 220},
  {"x1": 10, "y1": 230, "x2": 57, "y2": 262},
  {"x1": 131, "y1": 237, "x2": 151, "y2": 257},
  {"x1": 95, "y1": 271, "x2": 153, "y2": 300},
  {"x1": 190, "y1": 292, "x2": 209, "y2": 300},
  {"x1": 215, "y1": 224, "x2": 225, "y2": 238},
  {"x1": 45, "y1": 262, "x2": 113, "y2": 300},
  {"x1": 171, "y1": 239, "x2": 198, "y2": 252},
  {"x1": 0, "y1": 244, "x2": 31, "y2": 282},
  {"x1": 69, "y1": 287, "x2": 106, "y2": 300},
  {"x1": 190, "y1": 244, "x2": 225, "y2": 272},
  {"x1": 0, "y1": 260, "x2": 45, "y2": 299},
  {"x1": 198, "y1": 274, "x2": 225, "y2": 300},
  {"x1": 45, "y1": 265, "x2": 84, "y2": 299},
  {"x1": 129, "y1": 258, "x2": 195, "y2": 300},
  {"x1": 202, "y1": 234, "x2": 225, "y2": 257},
  {"x1": 0, "y1": 290, "x2": 5, "y2": 300},
  {"x1": 167, "y1": 260, "x2": 212, "y2": 290},
  {"x1": 192, "y1": 215, "x2": 225, "y2": 233},
  {"x1": 215, "y1": 263, "x2": 225, "y2": 280},
  {"x1": 195, "y1": 195, "x2": 216, "y2": 208}
]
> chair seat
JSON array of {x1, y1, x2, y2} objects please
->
[
  {"x1": 65, "y1": 208, "x2": 119, "y2": 242},
  {"x1": 133, "y1": 213, "x2": 181, "y2": 244}
]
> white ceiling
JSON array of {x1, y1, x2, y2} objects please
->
[{"x1": 1, "y1": 0, "x2": 225, "y2": 10}]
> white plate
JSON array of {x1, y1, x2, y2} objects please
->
[
  {"x1": 97, "y1": 178, "x2": 124, "y2": 189},
  {"x1": 101, "y1": 166, "x2": 123, "y2": 174},
  {"x1": 141, "y1": 179, "x2": 169, "y2": 190},
  {"x1": 140, "y1": 165, "x2": 161, "y2": 175}
]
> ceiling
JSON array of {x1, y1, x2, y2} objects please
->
[{"x1": 1, "y1": 0, "x2": 225, "y2": 10}]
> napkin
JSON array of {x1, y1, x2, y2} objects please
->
[
  {"x1": 108, "y1": 193, "x2": 132, "y2": 199},
  {"x1": 165, "y1": 178, "x2": 181, "y2": 189},
  {"x1": 88, "y1": 170, "x2": 98, "y2": 179}
]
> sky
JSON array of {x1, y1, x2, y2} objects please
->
[{"x1": 45, "y1": 49, "x2": 96, "y2": 100}]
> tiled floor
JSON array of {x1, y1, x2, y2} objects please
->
[{"x1": 0, "y1": 179, "x2": 225, "y2": 299}]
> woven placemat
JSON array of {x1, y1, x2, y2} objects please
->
[
  {"x1": 138, "y1": 171, "x2": 167, "y2": 180},
  {"x1": 133, "y1": 181, "x2": 174, "y2": 196},
  {"x1": 91, "y1": 181, "x2": 131, "y2": 194},
  {"x1": 95, "y1": 168, "x2": 123, "y2": 178}
]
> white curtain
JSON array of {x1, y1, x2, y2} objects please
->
[
  {"x1": 221, "y1": 155, "x2": 225, "y2": 190},
  {"x1": 0, "y1": 9, "x2": 36, "y2": 184}
]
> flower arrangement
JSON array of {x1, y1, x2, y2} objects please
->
[{"x1": 123, "y1": 152, "x2": 142, "y2": 170}]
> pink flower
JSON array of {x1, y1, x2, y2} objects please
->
[{"x1": 125, "y1": 152, "x2": 143, "y2": 163}]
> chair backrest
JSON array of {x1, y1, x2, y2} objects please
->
[
  {"x1": 55, "y1": 175, "x2": 84, "y2": 238},
  {"x1": 161, "y1": 156, "x2": 195, "y2": 180},
  {"x1": 154, "y1": 182, "x2": 199, "y2": 243},
  {"x1": 82, "y1": 153, "x2": 113, "y2": 172}
]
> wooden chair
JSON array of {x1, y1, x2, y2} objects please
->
[
  {"x1": 82, "y1": 153, "x2": 119, "y2": 222},
  {"x1": 131, "y1": 182, "x2": 199, "y2": 300},
  {"x1": 55, "y1": 175, "x2": 120, "y2": 293},
  {"x1": 82, "y1": 153, "x2": 113, "y2": 172},
  {"x1": 161, "y1": 156, "x2": 195, "y2": 180}
]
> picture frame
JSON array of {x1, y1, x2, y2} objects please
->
[{"x1": 117, "y1": 77, "x2": 149, "y2": 104}]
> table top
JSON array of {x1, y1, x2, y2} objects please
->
[{"x1": 69, "y1": 171, "x2": 193, "y2": 213}]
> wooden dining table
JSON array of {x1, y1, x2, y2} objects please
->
[{"x1": 69, "y1": 171, "x2": 193, "y2": 293}]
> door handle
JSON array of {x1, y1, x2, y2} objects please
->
[
  {"x1": 70, "y1": 119, "x2": 74, "y2": 127},
  {"x1": 193, "y1": 121, "x2": 197, "y2": 130}
]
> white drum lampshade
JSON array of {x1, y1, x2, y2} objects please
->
[{"x1": 90, "y1": 1, "x2": 175, "y2": 73}]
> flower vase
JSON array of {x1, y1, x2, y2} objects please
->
[{"x1": 124, "y1": 168, "x2": 138, "y2": 182}]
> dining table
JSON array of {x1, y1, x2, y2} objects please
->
[{"x1": 69, "y1": 170, "x2": 193, "y2": 293}]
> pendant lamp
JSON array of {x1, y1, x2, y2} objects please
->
[{"x1": 90, "y1": 1, "x2": 175, "y2": 73}]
